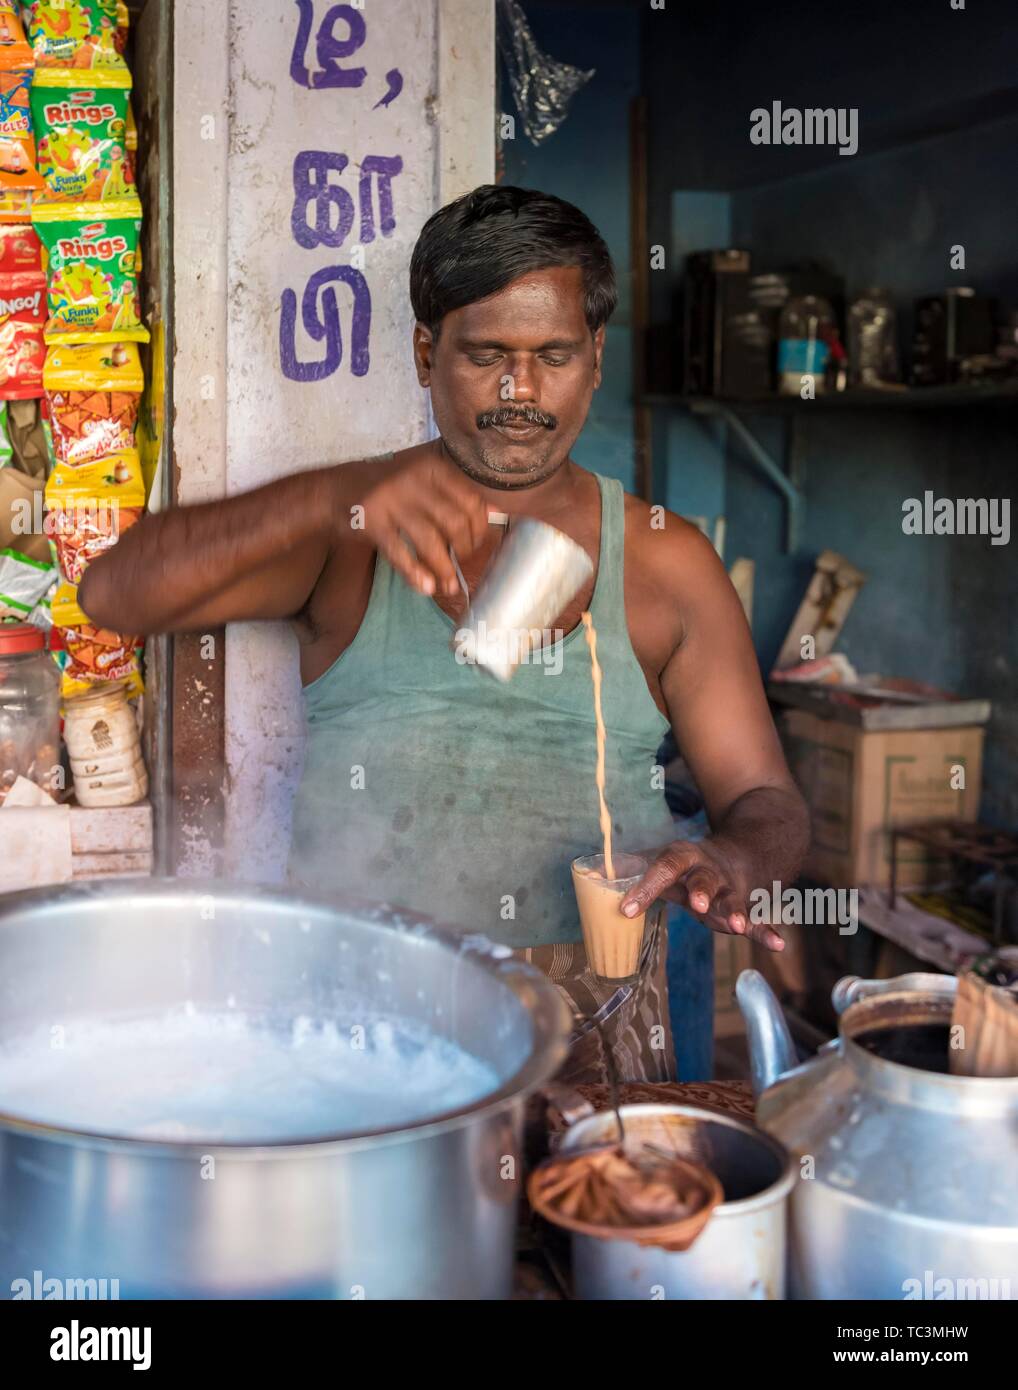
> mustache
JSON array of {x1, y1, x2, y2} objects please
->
[{"x1": 477, "y1": 405, "x2": 557, "y2": 430}]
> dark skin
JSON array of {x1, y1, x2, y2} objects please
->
[{"x1": 80, "y1": 266, "x2": 809, "y2": 949}]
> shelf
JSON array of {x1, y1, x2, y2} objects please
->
[{"x1": 644, "y1": 381, "x2": 1018, "y2": 413}]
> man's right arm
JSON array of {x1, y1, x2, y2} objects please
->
[
  {"x1": 78, "y1": 449, "x2": 491, "y2": 636},
  {"x1": 78, "y1": 465, "x2": 351, "y2": 635}
]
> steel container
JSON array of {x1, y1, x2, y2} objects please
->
[
  {"x1": 453, "y1": 517, "x2": 593, "y2": 681},
  {"x1": 559, "y1": 1103, "x2": 795, "y2": 1300},
  {"x1": 0, "y1": 879, "x2": 571, "y2": 1300},
  {"x1": 738, "y1": 969, "x2": 1018, "y2": 1300}
]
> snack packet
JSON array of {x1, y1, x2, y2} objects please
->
[
  {"x1": 0, "y1": 265, "x2": 47, "y2": 397},
  {"x1": 51, "y1": 579, "x2": 143, "y2": 696},
  {"x1": 0, "y1": 2, "x2": 33, "y2": 71},
  {"x1": 0, "y1": 543, "x2": 52, "y2": 617},
  {"x1": 31, "y1": 196, "x2": 147, "y2": 342},
  {"x1": 24, "y1": 0, "x2": 126, "y2": 72},
  {"x1": 47, "y1": 493, "x2": 140, "y2": 582},
  {"x1": 29, "y1": 66, "x2": 132, "y2": 203},
  {"x1": 0, "y1": 71, "x2": 45, "y2": 225},
  {"x1": 59, "y1": 625, "x2": 143, "y2": 697},
  {"x1": 45, "y1": 446, "x2": 145, "y2": 504},
  {"x1": 44, "y1": 339, "x2": 141, "y2": 464},
  {"x1": 0, "y1": 221, "x2": 42, "y2": 270}
]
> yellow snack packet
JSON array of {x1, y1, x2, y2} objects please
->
[
  {"x1": 43, "y1": 338, "x2": 143, "y2": 391},
  {"x1": 45, "y1": 448, "x2": 145, "y2": 507}
]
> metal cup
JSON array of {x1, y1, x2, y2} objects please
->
[{"x1": 452, "y1": 518, "x2": 593, "y2": 681}]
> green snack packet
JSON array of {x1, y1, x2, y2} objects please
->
[
  {"x1": 0, "y1": 403, "x2": 12, "y2": 469},
  {"x1": 26, "y1": 0, "x2": 127, "y2": 72},
  {"x1": 0, "y1": 547, "x2": 55, "y2": 620},
  {"x1": 31, "y1": 196, "x2": 148, "y2": 344},
  {"x1": 29, "y1": 67, "x2": 133, "y2": 204}
]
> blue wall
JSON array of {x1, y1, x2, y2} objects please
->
[{"x1": 641, "y1": 1, "x2": 1018, "y2": 828}]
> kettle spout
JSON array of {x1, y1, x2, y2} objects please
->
[{"x1": 736, "y1": 969, "x2": 797, "y2": 1097}]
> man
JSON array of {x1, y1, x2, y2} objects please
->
[{"x1": 80, "y1": 185, "x2": 809, "y2": 1084}]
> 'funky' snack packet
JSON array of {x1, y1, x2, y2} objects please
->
[
  {"x1": 29, "y1": 66, "x2": 132, "y2": 203},
  {"x1": 51, "y1": 578, "x2": 144, "y2": 699},
  {"x1": 44, "y1": 339, "x2": 141, "y2": 465},
  {"x1": 23, "y1": 0, "x2": 126, "y2": 72},
  {"x1": 32, "y1": 195, "x2": 147, "y2": 342}
]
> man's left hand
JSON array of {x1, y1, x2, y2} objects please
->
[{"x1": 620, "y1": 839, "x2": 784, "y2": 951}]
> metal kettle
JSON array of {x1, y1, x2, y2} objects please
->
[{"x1": 736, "y1": 969, "x2": 1018, "y2": 1300}]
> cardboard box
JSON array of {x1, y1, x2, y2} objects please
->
[{"x1": 780, "y1": 709, "x2": 984, "y2": 889}]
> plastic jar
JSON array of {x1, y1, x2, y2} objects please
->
[
  {"x1": 777, "y1": 294, "x2": 834, "y2": 394},
  {"x1": 63, "y1": 680, "x2": 147, "y2": 808},
  {"x1": 0, "y1": 623, "x2": 62, "y2": 805}
]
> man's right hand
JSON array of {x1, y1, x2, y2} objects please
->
[{"x1": 358, "y1": 450, "x2": 490, "y2": 597}]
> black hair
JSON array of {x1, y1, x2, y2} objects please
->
[{"x1": 409, "y1": 185, "x2": 617, "y2": 337}]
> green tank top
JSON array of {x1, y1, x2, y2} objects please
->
[{"x1": 289, "y1": 471, "x2": 674, "y2": 947}]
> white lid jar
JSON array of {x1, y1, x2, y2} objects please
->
[
  {"x1": 0, "y1": 623, "x2": 62, "y2": 805},
  {"x1": 63, "y1": 680, "x2": 148, "y2": 808}
]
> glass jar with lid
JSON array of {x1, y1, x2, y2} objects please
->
[{"x1": 0, "y1": 623, "x2": 61, "y2": 806}]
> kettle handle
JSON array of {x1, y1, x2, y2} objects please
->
[{"x1": 832, "y1": 972, "x2": 954, "y2": 1015}]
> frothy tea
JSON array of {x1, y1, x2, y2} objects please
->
[{"x1": 575, "y1": 612, "x2": 649, "y2": 981}]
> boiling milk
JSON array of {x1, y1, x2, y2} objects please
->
[{"x1": 0, "y1": 1008, "x2": 498, "y2": 1142}]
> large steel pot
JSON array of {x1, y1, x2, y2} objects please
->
[
  {"x1": 0, "y1": 879, "x2": 571, "y2": 1299},
  {"x1": 738, "y1": 969, "x2": 1018, "y2": 1300}
]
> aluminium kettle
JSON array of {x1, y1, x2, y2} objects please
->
[{"x1": 736, "y1": 969, "x2": 1018, "y2": 1300}]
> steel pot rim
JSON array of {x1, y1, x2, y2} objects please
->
[{"x1": 0, "y1": 876, "x2": 573, "y2": 1155}]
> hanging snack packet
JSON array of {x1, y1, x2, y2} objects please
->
[
  {"x1": 24, "y1": 0, "x2": 126, "y2": 72},
  {"x1": 32, "y1": 196, "x2": 147, "y2": 342},
  {"x1": 29, "y1": 67, "x2": 132, "y2": 203},
  {"x1": 0, "y1": 70, "x2": 46, "y2": 222},
  {"x1": 0, "y1": 265, "x2": 47, "y2": 397},
  {"x1": 0, "y1": 2, "x2": 33, "y2": 71},
  {"x1": 52, "y1": 579, "x2": 143, "y2": 696},
  {"x1": 45, "y1": 448, "x2": 145, "y2": 573},
  {"x1": 44, "y1": 447, "x2": 145, "y2": 581},
  {"x1": 0, "y1": 544, "x2": 53, "y2": 618},
  {"x1": 0, "y1": 221, "x2": 42, "y2": 269},
  {"x1": 47, "y1": 496, "x2": 140, "y2": 582},
  {"x1": 44, "y1": 339, "x2": 141, "y2": 465},
  {"x1": 45, "y1": 446, "x2": 145, "y2": 505}
]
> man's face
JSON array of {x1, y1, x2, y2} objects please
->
[{"x1": 413, "y1": 265, "x2": 604, "y2": 489}]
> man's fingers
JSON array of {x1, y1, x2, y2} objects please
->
[
  {"x1": 380, "y1": 531, "x2": 436, "y2": 595},
  {"x1": 620, "y1": 843, "x2": 701, "y2": 916},
  {"x1": 399, "y1": 517, "x2": 460, "y2": 595},
  {"x1": 683, "y1": 865, "x2": 725, "y2": 918},
  {"x1": 743, "y1": 918, "x2": 785, "y2": 952},
  {"x1": 434, "y1": 475, "x2": 491, "y2": 553}
]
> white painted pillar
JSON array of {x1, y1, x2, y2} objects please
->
[{"x1": 172, "y1": 0, "x2": 495, "y2": 880}]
